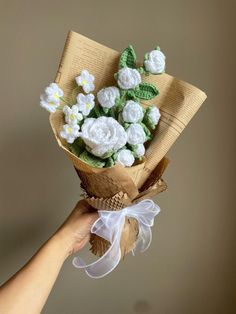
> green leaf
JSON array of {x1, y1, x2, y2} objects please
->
[
  {"x1": 141, "y1": 122, "x2": 152, "y2": 141},
  {"x1": 69, "y1": 138, "x2": 85, "y2": 157},
  {"x1": 79, "y1": 150, "x2": 105, "y2": 168},
  {"x1": 105, "y1": 157, "x2": 115, "y2": 168},
  {"x1": 119, "y1": 45, "x2": 137, "y2": 69},
  {"x1": 101, "y1": 150, "x2": 114, "y2": 159},
  {"x1": 134, "y1": 83, "x2": 159, "y2": 100},
  {"x1": 93, "y1": 105, "x2": 103, "y2": 117}
]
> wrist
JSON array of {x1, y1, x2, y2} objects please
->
[{"x1": 50, "y1": 230, "x2": 74, "y2": 261}]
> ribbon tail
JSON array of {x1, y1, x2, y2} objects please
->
[
  {"x1": 72, "y1": 218, "x2": 125, "y2": 279},
  {"x1": 132, "y1": 225, "x2": 152, "y2": 255}
]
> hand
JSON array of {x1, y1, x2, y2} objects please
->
[{"x1": 54, "y1": 200, "x2": 98, "y2": 258}]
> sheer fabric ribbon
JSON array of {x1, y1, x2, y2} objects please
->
[{"x1": 73, "y1": 199, "x2": 160, "y2": 278}]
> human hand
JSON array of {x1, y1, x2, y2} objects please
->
[{"x1": 54, "y1": 200, "x2": 98, "y2": 258}]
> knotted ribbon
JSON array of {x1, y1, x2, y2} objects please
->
[{"x1": 73, "y1": 199, "x2": 160, "y2": 278}]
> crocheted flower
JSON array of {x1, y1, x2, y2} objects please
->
[
  {"x1": 146, "y1": 106, "x2": 161, "y2": 125},
  {"x1": 80, "y1": 117, "x2": 127, "y2": 157},
  {"x1": 144, "y1": 49, "x2": 166, "y2": 74},
  {"x1": 97, "y1": 86, "x2": 120, "y2": 108},
  {"x1": 75, "y1": 70, "x2": 95, "y2": 93},
  {"x1": 134, "y1": 143, "x2": 145, "y2": 157},
  {"x1": 44, "y1": 83, "x2": 63, "y2": 104},
  {"x1": 116, "y1": 149, "x2": 135, "y2": 167},
  {"x1": 40, "y1": 94, "x2": 59, "y2": 113},
  {"x1": 117, "y1": 67, "x2": 141, "y2": 90},
  {"x1": 122, "y1": 100, "x2": 144, "y2": 123},
  {"x1": 126, "y1": 123, "x2": 146, "y2": 145},
  {"x1": 60, "y1": 124, "x2": 80, "y2": 144},
  {"x1": 76, "y1": 93, "x2": 95, "y2": 116},
  {"x1": 63, "y1": 105, "x2": 83, "y2": 125}
]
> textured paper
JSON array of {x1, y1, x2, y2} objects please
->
[
  {"x1": 49, "y1": 30, "x2": 206, "y2": 257},
  {"x1": 53, "y1": 30, "x2": 206, "y2": 188}
]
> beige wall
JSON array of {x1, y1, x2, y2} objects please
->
[{"x1": 0, "y1": 0, "x2": 235, "y2": 313}]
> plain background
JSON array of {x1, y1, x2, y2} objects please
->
[{"x1": 0, "y1": 0, "x2": 235, "y2": 313}]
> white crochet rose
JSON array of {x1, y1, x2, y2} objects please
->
[
  {"x1": 144, "y1": 49, "x2": 166, "y2": 74},
  {"x1": 117, "y1": 67, "x2": 141, "y2": 90},
  {"x1": 60, "y1": 124, "x2": 80, "y2": 144},
  {"x1": 97, "y1": 86, "x2": 120, "y2": 108},
  {"x1": 80, "y1": 116, "x2": 127, "y2": 157},
  {"x1": 63, "y1": 105, "x2": 83, "y2": 125},
  {"x1": 75, "y1": 70, "x2": 95, "y2": 93},
  {"x1": 147, "y1": 106, "x2": 161, "y2": 125},
  {"x1": 116, "y1": 149, "x2": 135, "y2": 167},
  {"x1": 122, "y1": 100, "x2": 144, "y2": 123},
  {"x1": 126, "y1": 123, "x2": 146, "y2": 145},
  {"x1": 134, "y1": 143, "x2": 145, "y2": 157},
  {"x1": 76, "y1": 93, "x2": 95, "y2": 116}
]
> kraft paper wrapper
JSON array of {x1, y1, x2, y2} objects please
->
[{"x1": 49, "y1": 30, "x2": 207, "y2": 257}]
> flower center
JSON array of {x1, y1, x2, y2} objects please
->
[
  {"x1": 53, "y1": 93, "x2": 59, "y2": 99},
  {"x1": 67, "y1": 127, "x2": 73, "y2": 134},
  {"x1": 86, "y1": 103, "x2": 90, "y2": 109},
  {"x1": 70, "y1": 114, "x2": 75, "y2": 120},
  {"x1": 82, "y1": 80, "x2": 88, "y2": 85}
]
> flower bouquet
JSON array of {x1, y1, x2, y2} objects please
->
[{"x1": 40, "y1": 31, "x2": 206, "y2": 278}]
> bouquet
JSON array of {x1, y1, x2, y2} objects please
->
[{"x1": 39, "y1": 31, "x2": 206, "y2": 278}]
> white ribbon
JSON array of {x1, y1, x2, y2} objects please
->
[{"x1": 72, "y1": 199, "x2": 160, "y2": 279}]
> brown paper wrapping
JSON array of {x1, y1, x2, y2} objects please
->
[{"x1": 49, "y1": 30, "x2": 206, "y2": 257}]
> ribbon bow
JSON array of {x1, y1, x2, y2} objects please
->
[{"x1": 73, "y1": 199, "x2": 160, "y2": 278}]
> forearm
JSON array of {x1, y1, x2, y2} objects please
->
[{"x1": 0, "y1": 234, "x2": 69, "y2": 314}]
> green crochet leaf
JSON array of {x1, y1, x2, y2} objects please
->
[
  {"x1": 79, "y1": 150, "x2": 105, "y2": 168},
  {"x1": 101, "y1": 150, "x2": 114, "y2": 159},
  {"x1": 134, "y1": 83, "x2": 159, "y2": 100},
  {"x1": 141, "y1": 122, "x2": 152, "y2": 141},
  {"x1": 119, "y1": 45, "x2": 137, "y2": 69},
  {"x1": 69, "y1": 138, "x2": 85, "y2": 157},
  {"x1": 105, "y1": 157, "x2": 115, "y2": 168}
]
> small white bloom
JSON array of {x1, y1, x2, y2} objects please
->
[
  {"x1": 75, "y1": 69, "x2": 95, "y2": 93},
  {"x1": 116, "y1": 149, "x2": 135, "y2": 167},
  {"x1": 63, "y1": 105, "x2": 83, "y2": 125},
  {"x1": 126, "y1": 123, "x2": 146, "y2": 145},
  {"x1": 76, "y1": 93, "x2": 95, "y2": 116},
  {"x1": 44, "y1": 83, "x2": 63, "y2": 104},
  {"x1": 122, "y1": 100, "x2": 144, "y2": 123},
  {"x1": 117, "y1": 67, "x2": 141, "y2": 90},
  {"x1": 40, "y1": 94, "x2": 59, "y2": 113},
  {"x1": 97, "y1": 86, "x2": 120, "y2": 108},
  {"x1": 60, "y1": 124, "x2": 80, "y2": 144},
  {"x1": 80, "y1": 116, "x2": 127, "y2": 157},
  {"x1": 135, "y1": 144, "x2": 145, "y2": 157},
  {"x1": 144, "y1": 49, "x2": 166, "y2": 74},
  {"x1": 147, "y1": 106, "x2": 161, "y2": 125}
]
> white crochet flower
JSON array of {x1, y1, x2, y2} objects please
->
[
  {"x1": 76, "y1": 93, "x2": 95, "y2": 116},
  {"x1": 40, "y1": 95, "x2": 59, "y2": 113},
  {"x1": 147, "y1": 106, "x2": 161, "y2": 125},
  {"x1": 75, "y1": 70, "x2": 95, "y2": 93},
  {"x1": 63, "y1": 105, "x2": 83, "y2": 125},
  {"x1": 122, "y1": 100, "x2": 144, "y2": 123},
  {"x1": 117, "y1": 67, "x2": 141, "y2": 90},
  {"x1": 44, "y1": 83, "x2": 63, "y2": 104},
  {"x1": 60, "y1": 124, "x2": 80, "y2": 144},
  {"x1": 116, "y1": 149, "x2": 135, "y2": 167},
  {"x1": 80, "y1": 116, "x2": 127, "y2": 157},
  {"x1": 134, "y1": 143, "x2": 145, "y2": 157},
  {"x1": 97, "y1": 86, "x2": 120, "y2": 108},
  {"x1": 144, "y1": 49, "x2": 166, "y2": 74},
  {"x1": 126, "y1": 123, "x2": 146, "y2": 145}
]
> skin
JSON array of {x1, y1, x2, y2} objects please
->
[{"x1": 0, "y1": 200, "x2": 98, "y2": 314}]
